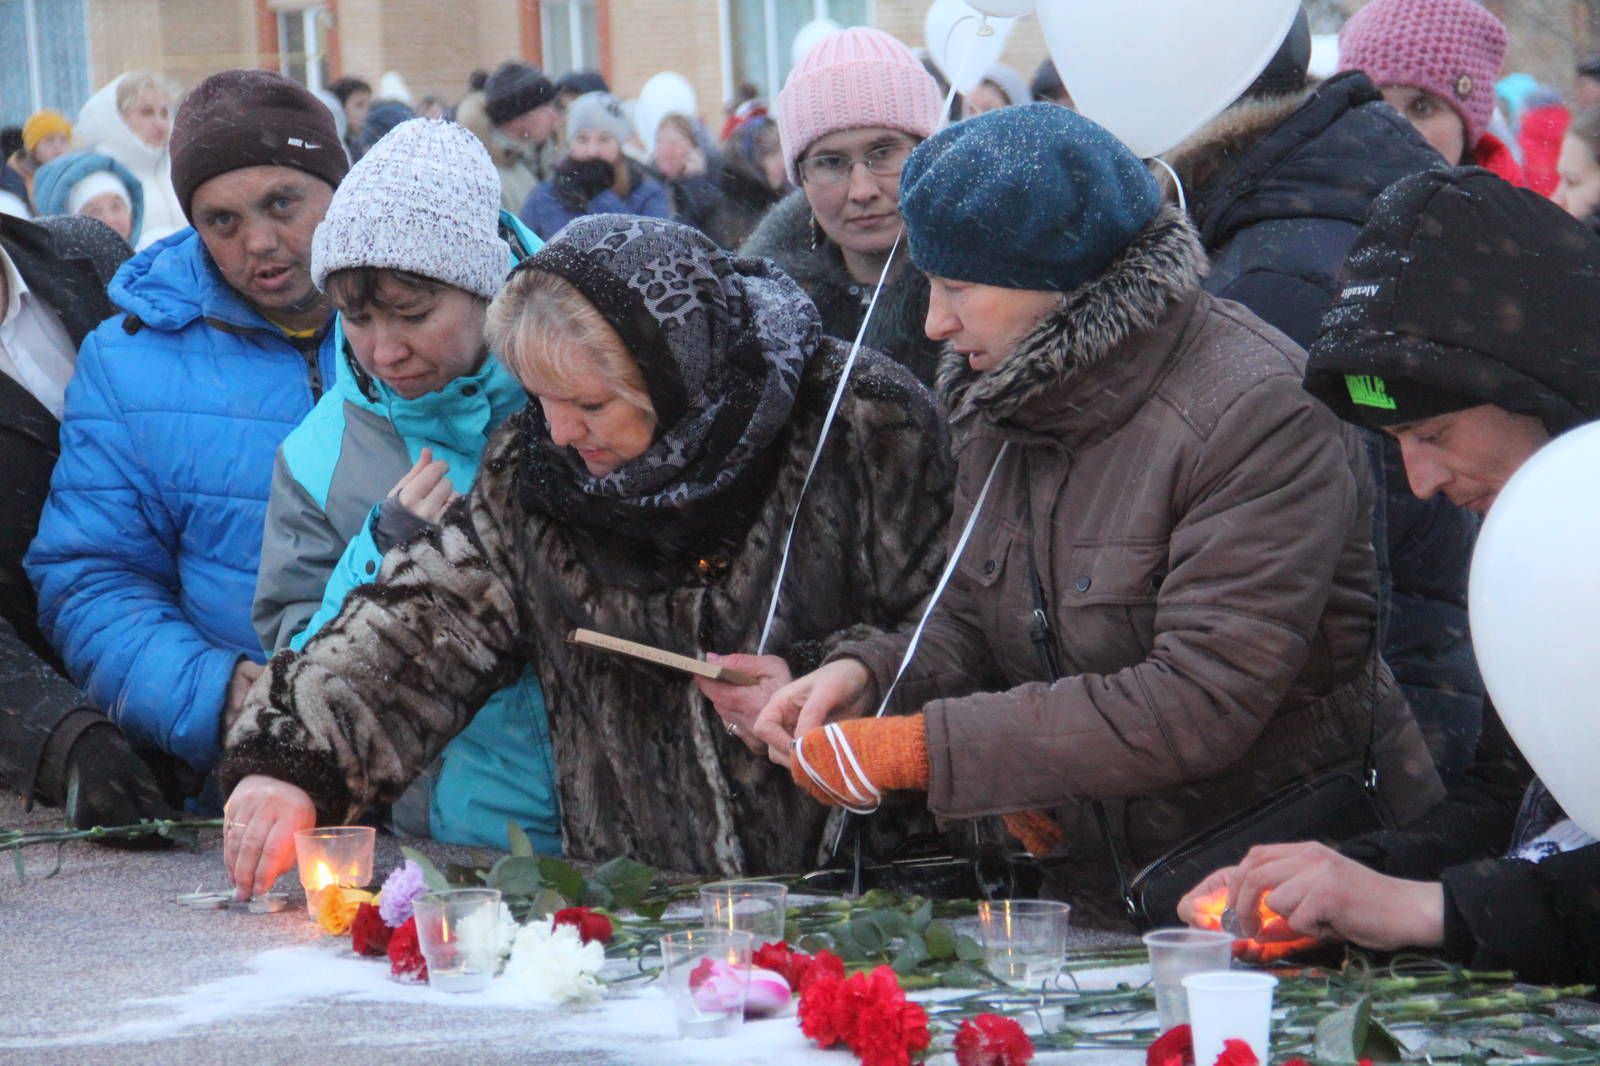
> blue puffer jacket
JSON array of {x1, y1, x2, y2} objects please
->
[
  {"x1": 25, "y1": 228, "x2": 338, "y2": 773},
  {"x1": 252, "y1": 212, "x2": 561, "y2": 852}
]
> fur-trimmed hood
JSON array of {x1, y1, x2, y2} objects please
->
[
  {"x1": 937, "y1": 205, "x2": 1206, "y2": 431},
  {"x1": 1162, "y1": 71, "x2": 1441, "y2": 255}
]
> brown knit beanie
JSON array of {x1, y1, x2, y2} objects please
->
[{"x1": 169, "y1": 69, "x2": 349, "y2": 220}]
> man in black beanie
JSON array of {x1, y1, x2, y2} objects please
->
[
  {"x1": 25, "y1": 70, "x2": 349, "y2": 806},
  {"x1": 1178, "y1": 167, "x2": 1600, "y2": 988},
  {"x1": 483, "y1": 60, "x2": 560, "y2": 208}
]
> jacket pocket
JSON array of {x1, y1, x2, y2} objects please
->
[
  {"x1": 957, "y1": 518, "x2": 1015, "y2": 590},
  {"x1": 1058, "y1": 540, "x2": 1169, "y2": 661}
]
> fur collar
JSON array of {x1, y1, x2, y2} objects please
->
[
  {"x1": 937, "y1": 206, "x2": 1206, "y2": 426},
  {"x1": 1162, "y1": 88, "x2": 1313, "y2": 203}
]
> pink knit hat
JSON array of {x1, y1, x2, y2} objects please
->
[
  {"x1": 776, "y1": 27, "x2": 943, "y2": 184},
  {"x1": 1338, "y1": 0, "x2": 1507, "y2": 151}
]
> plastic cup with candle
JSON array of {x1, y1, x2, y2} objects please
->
[
  {"x1": 1143, "y1": 928, "x2": 1233, "y2": 1031},
  {"x1": 699, "y1": 880, "x2": 787, "y2": 946},
  {"x1": 976, "y1": 899, "x2": 1071, "y2": 987},
  {"x1": 1183, "y1": 970, "x2": 1278, "y2": 1066},
  {"x1": 292, "y1": 826, "x2": 375, "y2": 918},
  {"x1": 659, "y1": 929, "x2": 753, "y2": 1039},
  {"x1": 413, "y1": 888, "x2": 503, "y2": 992}
]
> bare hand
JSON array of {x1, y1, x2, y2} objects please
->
[
  {"x1": 1198, "y1": 841, "x2": 1446, "y2": 954},
  {"x1": 223, "y1": 774, "x2": 316, "y2": 900},
  {"x1": 751, "y1": 659, "x2": 873, "y2": 769},
  {"x1": 389, "y1": 447, "x2": 459, "y2": 525},
  {"x1": 1177, "y1": 867, "x2": 1322, "y2": 963},
  {"x1": 695, "y1": 653, "x2": 792, "y2": 754},
  {"x1": 224, "y1": 658, "x2": 265, "y2": 722}
]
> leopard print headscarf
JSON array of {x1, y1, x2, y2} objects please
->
[{"x1": 516, "y1": 215, "x2": 818, "y2": 514}]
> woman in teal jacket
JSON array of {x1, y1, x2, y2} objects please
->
[{"x1": 249, "y1": 119, "x2": 560, "y2": 852}]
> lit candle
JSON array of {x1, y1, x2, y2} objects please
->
[{"x1": 292, "y1": 827, "x2": 375, "y2": 919}]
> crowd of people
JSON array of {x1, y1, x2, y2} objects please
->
[{"x1": 2, "y1": 0, "x2": 1598, "y2": 993}]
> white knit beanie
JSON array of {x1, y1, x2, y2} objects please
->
[
  {"x1": 565, "y1": 91, "x2": 632, "y2": 145},
  {"x1": 67, "y1": 170, "x2": 131, "y2": 215},
  {"x1": 311, "y1": 118, "x2": 509, "y2": 298}
]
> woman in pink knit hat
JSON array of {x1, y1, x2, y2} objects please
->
[
  {"x1": 1338, "y1": 0, "x2": 1524, "y2": 185},
  {"x1": 743, "y1": 26, "x2": 947, "y2": 387}
]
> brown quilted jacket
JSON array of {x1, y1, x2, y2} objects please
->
[{"x1": 833, "y1": 207, "x2": 1445, "y2": 896}]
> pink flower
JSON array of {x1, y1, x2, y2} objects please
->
[
  {"x1": 689, "y1": 957, "x2": 747, "y2": 1013},
  {"x1": 744, "y1": 966, "x2": 792, "y2": 1016}
]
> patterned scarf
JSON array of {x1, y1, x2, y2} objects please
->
[{"x1": 514, "y1": 215, "x2": 818, "y2": 555}]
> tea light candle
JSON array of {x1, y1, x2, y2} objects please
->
[
  {"x1": 176, "y1": 889, "x2": 233, "y2": 910},
  {"x1": 292, "y1": 826, "x2": 375, "y2": 918},
  {"x1": 413, "y1": 889, "x2": 503, "y2": 993}
]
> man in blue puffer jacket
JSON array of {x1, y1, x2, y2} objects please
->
[{"x1": 25, "y1": 71, "x2": 349, "y2": 792}]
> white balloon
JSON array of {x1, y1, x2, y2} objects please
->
[
  {"x1": 969, "y1": 0, "x2": 1035, "y2": 16},
  {"x1": 635, "y1": 72, "x2": 698, "y2": 155},
  {"x1": 924, "y1": 0, "x2": 1016, "y2": 95},
  {"x1": 792, "y1": 17, "x2": 844, "y2": 69},
  {"x1": 1039, "y1": 0, "x2": 1301, "y2": 157},
  {"x1": 1469, "y1": 422, "x2": 1600, "y2": 838}
]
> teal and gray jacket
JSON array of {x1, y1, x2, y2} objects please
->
[{"x1": 251, "y1": 212, "x2": 560, "y2": 853}]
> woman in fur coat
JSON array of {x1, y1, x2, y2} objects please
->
[{"x1": 219, "y1": 215, "x2": 952, "y2": 898}]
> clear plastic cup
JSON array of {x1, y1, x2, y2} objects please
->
[
  {"x1": 659, "y1": 929, "x2": 753, "y2": 1038},
  {"x1": 1184, "y1": 970, "x2": 1278, "y2": 1066},
  {"x1": 413, "y1": 888, "x2": 503, "y2": 993},
  {"x1": 1143, "y1": 928, "x2": 1233, "y2": 1031},
  {"x1": 976, "y1": 899, "x2": 1072, "y2": 987},
  {"x1": 699, "y1": 880, "x2": 788, "y2": 946},
  {"x1": 292, "y1": 826, "x2": 375, "y2": 918}
]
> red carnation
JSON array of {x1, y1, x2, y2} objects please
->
[
  {"x1": 795, "y1": 948, "x2": 845, "y2": 991},
  {"x1": 1213, "y1": 1039, "x2": 1258, "y2": 1066},
  {"x1": 1148, "y1": 1024, "x2": 1195, "y2": 1066},
  {"x1": 955, "y1": 1013, "x2": 1035, "y2": 1066},
  {"x1": 798, "y1": 970, "x2": 859, "y2": 1049},
  {"x1": 846, "y1": 966, "x2": 931, "y2": 1066},
  {"x1": 754, "y1": 941, "x2": 794, "y2": 976},
  {"x1": 350, "y1": 902, "x2": 391, "y2": 957},
  {"x1": 553, "y1": 906, "x2": 613, "y2": 946},
  {"x1": 387, "y1": 916, "x2": 428, "y2": 982}
]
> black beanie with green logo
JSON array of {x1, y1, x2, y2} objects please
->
[{"x1": 1305, "y1": 167, "x2": 1600, "y2": 437}]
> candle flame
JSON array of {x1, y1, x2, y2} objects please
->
[
  {"x1": 442, "y1": 915, "x2": 451, "y2": 943},
  {"x1": 312, "y1": 860, "x2": 337, "y2": 891}
]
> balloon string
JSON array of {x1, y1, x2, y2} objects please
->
[
  {"x1": 939, "y1": 14, "x2": 988, "y2": 118},
  {"x1": 1151, "y1": 156, "x2": 1187, "y2": 214}
]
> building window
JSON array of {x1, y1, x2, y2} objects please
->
[
  {"x1": 278, "y1": 5, "x2": 331, "y2": 95},
  {"x1": 722, "y1": 0, "x2": 868, "y2": 102},
  {"x1": 1, "y1": 0, "x2": 91, "y2": 128},
  {"x1": 541, "y1": 0, "x2": 600, "y2": 79}
]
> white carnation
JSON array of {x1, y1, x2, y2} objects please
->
[
  {"x1": 455, "y1": 901, "x2": 520, "y2": 966},
  {"x1": 502, "y1": 919, "x2": 607, "y2": 1004}
]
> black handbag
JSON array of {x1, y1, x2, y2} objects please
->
[{"x1": 1021, "y1": 523, "x2": 1391, "y2": 931}]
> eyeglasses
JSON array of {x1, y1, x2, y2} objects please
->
[{"x1": 797, "y1": 141, "x2": 915, "y2": 187}]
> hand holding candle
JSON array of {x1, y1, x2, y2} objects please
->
[
  {"x1": 1178, "y1": 841, "x2": 1446, "y2": 957},
  {"x1": 222, "y1": 774, "x2": 316, "y2": 900}
]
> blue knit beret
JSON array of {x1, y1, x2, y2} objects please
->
[{"x1": 899, "y1": 103, "x2": 1161, "y2": 293}]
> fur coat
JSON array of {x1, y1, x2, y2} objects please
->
[{"x1": 220, "y1": 341, "x2": 952, "y2": 876}]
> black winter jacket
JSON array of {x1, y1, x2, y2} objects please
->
[
  {"x1": 0, "y1": 214, "x2": 130, "y2": 803},
  {"x1": 1168, "y1": 72, "x2": 1485, "y2": 780}
]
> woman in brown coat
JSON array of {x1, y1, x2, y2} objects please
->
[{"x1": 741, "y1": 104, "x2": 1445, "y2": 923}]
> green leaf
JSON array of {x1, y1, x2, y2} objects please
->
[
  {"x1": 506, "y1": 822, "x2": 535, "y2": 858},
  {"x1": 923, "y1": 920, "x2": 956, "y2": 961},
  {"x1": 907, "y1": 897, "x2": 933, "y2": 933},
  {"x1": 1364, "y1": 1019, "x2": 1405, "y2": 1063},
  {"x1": 955, "y1": 933, "x2": 985, "y2": 964},
  {"x1": 11, "y1": 847, "x2": 24, "y2": 883},
  {"x1": 1314, "y1": 996, "x2": 1372, "y2": 1065},
  {"x1": 591, "y1": 857, "x2": 655, "y2": 911},
  {"x1": 537, "y1": 857, "x2": 586, "y2": 903},
  {"x1": 796, "y1": 932, "x2": 833, "y2": 956},
  {"x1": 486, "y1": 854, "x2": 543, "y2": 898},
  {"x1": 580, "y1": 880, "x2": 614, "y2": 909},
  {"x1": 399, "y1": 847, "x2": 450, "y2": 893},
  {"x1": 892, "y1": 931, "x2": 928, "y2": 975},
  {"x1": 633, "y1": 899, "x2": 669, "y2": 922},
  {"x1": 530, "y1": 887, "x2": 567, "y2": 918},
  {"x1": 850, "y1": 915, "x2": 885, "y2": 954}
]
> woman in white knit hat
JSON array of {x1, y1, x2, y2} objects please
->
[
  {"x1": 225, "y1": 119, "x2": 562, "y2": 874},
  {"x1": 519, "y1": 91, "x2": 671, "y2": 239}
]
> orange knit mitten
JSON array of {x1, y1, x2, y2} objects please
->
[
  {"x1": 790, "y1": 714, "x2": 930, "y2": 809},
  {"x1": 1002, "y1": 809, "x2": 1065, "y2": 856}
]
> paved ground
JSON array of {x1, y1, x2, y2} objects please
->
[{"x1": 0, "y1": 796, "x2": 1143, "y2": 1065}]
